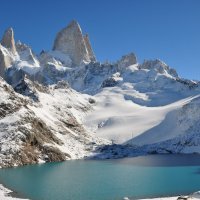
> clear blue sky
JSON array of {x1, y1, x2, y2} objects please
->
[{"x1": 1, "y1": 0, "x2": 200, "y2": 80}]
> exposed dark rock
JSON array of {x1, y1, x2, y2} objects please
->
[
  {"x1": 101, "y1": 77, "x2": 120, "y2": 88},
  {"x1": 14, "y1": 76, "x2": 39, "y2": 101},
  {"x1": 41, "y1": 146, "x2": 67, "y2": 162},
  {"x1": 88, "y1": 98, "x2": 96, "y2": 104}
]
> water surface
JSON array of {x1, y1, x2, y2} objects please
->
[{"x1": 0, "y1": 155, "x2": 200, "y2": 200}]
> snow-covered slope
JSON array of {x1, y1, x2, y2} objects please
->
[
  {"x1": 0, "y1": 20, "x2": 200, "y2": 167},
  {"x1": 82, "y1": 63, "x2": 200, "y2": 155},
  {"x1": 67, "y1": 60, "x2": 199, "y2": 105},
  {"x1": 84, "y1": 88, "x2": 199, "y2": 143},
  {"x1": 0, "y1": 76, "x2": 107, "y2": 167}
]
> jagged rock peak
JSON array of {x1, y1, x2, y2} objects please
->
[
  {"x1": 117, "y1": 52, "x2": 137, "y2": 68},
  {"x1": 139, "y1": 59, "x2": 178, "y2": 77},
  {"x1": 16, "y1": 40, "x2": 29, "y2": 52},
  {"x1": 83, "y1": 34, "x2": 96, "y2": 62},
  {"x1": 1, "y1": 27, "x2": 16, "y2": 54},
  {"x1": 53, "y1": 20, "x2": 96, "y2": 66}
]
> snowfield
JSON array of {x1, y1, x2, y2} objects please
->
[{"x1": 84, "y1": 86, "x2": 200, "y2": 144}]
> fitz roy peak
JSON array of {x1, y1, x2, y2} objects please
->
[
  {"x1": 53, "y1": 20, "x2": 96, "y2": 66},
  {"x1": 0, "y1": 20, "x2": 200, "y2": 167}
]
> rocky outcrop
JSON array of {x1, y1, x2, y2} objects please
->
[
  {"x1": 101, "y1": 77, "x2": 120, "y2": 88},
  {"x1": 14, "y1": 75, "x2": 39, "y2": 101},
  {"x1": 101, "y1": 73, "x2": 122, "y2": 88},
  {"x1": 1, "y1": 28, "x2": 16, "y2": 54},
  {"x1": 16, "y1": 41, "x2": 29, "y2": 52},
  {"x1": 53, "y1": 20, "x2": 95, "y2": 66},
  {"x1": 117, "y1": 52, "x2": 137, "y2": 68}
]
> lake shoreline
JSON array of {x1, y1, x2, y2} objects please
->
[
  {"x1": 0, "y1": 183, "x2": 29, "y2": 200},
  {"x1": 1, "y1": 182, "x2": 200, "y2": 200},
  {"x1": 0, "y1": 183, "x2": 178, "y2": 200}
]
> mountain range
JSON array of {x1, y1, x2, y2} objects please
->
[{"x1": 0, "y1": 20, "x2": 200, "y2": 167}]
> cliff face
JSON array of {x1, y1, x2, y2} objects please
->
[
  {"x1": 84, "y1": 34, "x2": 96, "y2": 62},
  {"x1": 53, "y1": 20, "x2": 96, "y2": 66},
  {"x1": 0, "y1": 28, "x2": 17, "y2": 78},
  {"x1": 0, "y1": 45, "x2": 14, "y2": 78},
  {"x1": 1, "y1": 28, "x2": 16, "y2": 54}
]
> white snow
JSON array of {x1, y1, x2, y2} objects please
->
[
  {"x1": 138, "y1": 197, "x2": 180, "y2": 200},
  {"x1": 84, "y1": 85, "x2": 200, "y2": 145},
  {"x1": 26, "y1": 84, "x2": 106, "y2": 159},
  {"x1": 15, "y1": 60, "x2": 40, "y2": 75},
  {"x1": 139, "y1": 193, "x2": 200, "y2": 200},
  {"x1": 48, "y1": 50, "x2": 72, "y2": 67},
  {"x1": 15, "y1": 49, "x2": 41, "y2": 75},
  {"x1": 0, "y1": 185, "x2": 29, "y2": 200}
]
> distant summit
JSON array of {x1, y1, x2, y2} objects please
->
[{"x1": 53, "y1": 20, "x2": 96, "y2": 66}]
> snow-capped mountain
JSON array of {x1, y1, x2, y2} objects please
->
[
  {"x1": 0, "y1": 20, "x2": 200, "y2": 167},
  {"x1": 0, "y1": 75, "x2": 108, "y2": 168}
]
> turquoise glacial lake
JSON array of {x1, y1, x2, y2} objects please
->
[{"x1": 0, "y1": 155, "x2": 200, "y2": 200}]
